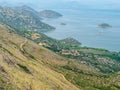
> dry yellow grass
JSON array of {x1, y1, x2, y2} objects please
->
[{"x1": 0, "y1": 24, "x2": 80, "y2": 90}]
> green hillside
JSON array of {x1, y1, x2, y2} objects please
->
[{"x1": 0, "y1": 6, "x2": 55, "y2": 32}]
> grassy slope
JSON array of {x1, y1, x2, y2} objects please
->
[
  {"x1": 0, "y1": 24, "x2": 120, "y2": 90},
  {"x1": 21, "y1": 28, "x2": 120, "y2": 89},
  {"x1": 0, "y1": 24, "x2": 79, "y2": 90}
]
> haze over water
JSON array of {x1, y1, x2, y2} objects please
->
[{"x1": 44, "y1": 9, "x2": 120, "y2": 52}]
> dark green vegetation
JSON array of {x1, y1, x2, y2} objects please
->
[
  {"x1": 56, "y1": 48, "x2": 120, "y2": 89},
  {"x1": 39, "y1": 10, "x2": 63, "y2": 18},
  {"x1": 17, "y1": 64, "x2": 31, "y2": 74},
  {"x1": 0, "y1": 5, "x2": 55, "y2": 32}
]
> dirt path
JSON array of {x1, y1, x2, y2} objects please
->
[{"x1": 20, "y1": 39, "x2": 28, "y2": 51}]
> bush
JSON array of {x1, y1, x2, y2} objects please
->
[
  {"x1": 29, "y1": 54, "x2": 36, "y2": 59},
  {"x1": 17, "y1": 64, "x2": 31, "y2": 74}
]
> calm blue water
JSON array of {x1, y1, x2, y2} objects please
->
[{"x1": 43, "y1": 9, "x2": 120, "y2": 52}]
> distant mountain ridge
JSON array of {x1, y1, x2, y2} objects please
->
[
  {"x1": 0, "y1": 5, "x2": 55, "y2": 32},
  {"x1": 39, "y1": 10, "x2": 63, "y2": 18}
]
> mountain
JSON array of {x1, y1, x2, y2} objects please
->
[
  {"x1": 0, "y1": 24, "x2": 79, "y2": 90},
  {"x1": 39, "y1": 10, "x2": 63, "y2": 18},
  {"x1": 0, "y1": 6, "x2": 55, "y2": 32},
  {"x1": 0, "y1": 23, "x2": 120, "y2": 90},
  {"x1": 0, "y1": 5, "x2": 120, "y2": 90}
]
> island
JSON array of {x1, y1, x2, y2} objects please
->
[
  {"x1": 39, "y1": 10, "x2": 63, "y2": 18},
  {"x1": 60, "y1": 23, "x2": 66, "y2": 25},
  {"x1": 98, "y1": 23, "x2": 112, "y2": 28}
]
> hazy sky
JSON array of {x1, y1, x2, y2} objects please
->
[{"x1": 0, "y1": 0, "x2": 120, "y2": 10}]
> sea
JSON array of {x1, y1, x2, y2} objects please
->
[{"x1": 43, "y1": 9, "x2": 120, "y2": 52}]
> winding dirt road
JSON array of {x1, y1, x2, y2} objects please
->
[{"x1": 20, "y1": 39, "x2": 28, "y2": 51}]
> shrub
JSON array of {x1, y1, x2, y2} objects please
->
[{"x1": 17, "y1": 64, "x2": 31, "y2": 74}]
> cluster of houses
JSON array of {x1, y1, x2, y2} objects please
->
[{"x1": 61, "y1": 49, "x2": 80, "y2": 56}]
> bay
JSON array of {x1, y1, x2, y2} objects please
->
[{"x1": 43, "y1": 9, "x2": 120, "y2": 52}]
